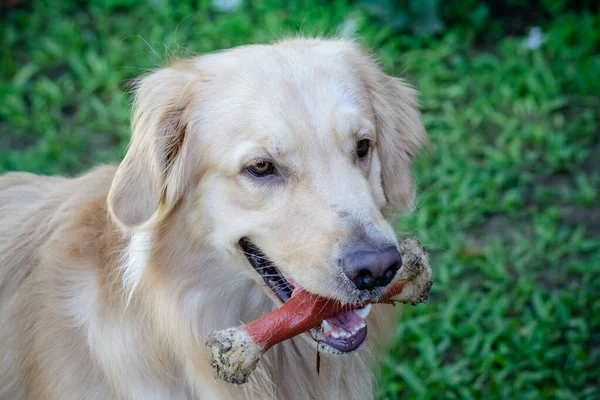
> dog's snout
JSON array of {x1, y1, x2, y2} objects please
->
[{"x1": 342, "y1": 246, "x2": 402, "y2": 291}]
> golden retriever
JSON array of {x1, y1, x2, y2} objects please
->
[{"x1": 0, "y1": 38, "x2": 427, "y2": 400}]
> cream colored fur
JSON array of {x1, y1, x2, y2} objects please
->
[{"x1": 0, "y1": 38, "x2": 427, "y2": 400}]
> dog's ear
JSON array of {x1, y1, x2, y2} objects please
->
[
  {"x1": 108, "y1": 65, "x2": 198, "y2": 229},
  {"x1": 361, "y1": 57, "x2": 428, "y2": 209}
]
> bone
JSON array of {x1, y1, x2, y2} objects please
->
[{"x1": 205, "y1": 237, "x2": 433, "y2": 384}]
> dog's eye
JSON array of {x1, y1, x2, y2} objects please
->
[
  {"x1": 356, "y1": 139, "x2": 370, "y2": 158},
  {"x1": 247, "y1": 160, "x2": 276, "y2": 177}
]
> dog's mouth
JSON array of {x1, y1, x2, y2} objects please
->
[
  {"x1": 238, "y1": 237, "x2": 294, "y2": 303},
  {"x1": 238, "y1": 237, "x2": 370, "y2": 354}
]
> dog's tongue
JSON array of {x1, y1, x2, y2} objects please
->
[
  {"x1": 287, "y1": 284, "x2": 373, "y2": 352},
  {"x1": 325, "y1": 308, "x2": 367, "y2": 332}
]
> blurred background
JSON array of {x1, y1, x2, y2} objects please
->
[{"x1": 1, "y1": 0, "x2": 599, "y2": 398}]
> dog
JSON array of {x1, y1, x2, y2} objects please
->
[{"x1": 0, "y1": 38, "x2": 427, "y2": 400}]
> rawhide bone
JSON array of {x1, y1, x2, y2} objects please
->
[{"x1": 206, "y1": 237, "x2": 432, "y2": 384}]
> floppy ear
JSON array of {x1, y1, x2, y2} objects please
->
[
  {"x1": 363, "y1": 61, "x2": 428, "y2": 209},
  {"x1": 108, "y1": 65, "x2": 198, "y2": 229}
]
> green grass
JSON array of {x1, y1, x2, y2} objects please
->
[{"x1": 2, "y1": 1, "x2": 599, "y2": 399}]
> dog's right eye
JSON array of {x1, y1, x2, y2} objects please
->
[
  {"x1": 356, "y1": 139, "x2": 370, "y2": 159},
  {"x1": 246, "y1": 160, "x2": 276, "y2": 177}
]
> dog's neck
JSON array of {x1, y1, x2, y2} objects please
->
[{"x1": 101, "y1": 204, "x2": 377, "y2": 400}]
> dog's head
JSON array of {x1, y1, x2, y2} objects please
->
[{"x1": 108, "y1": 38, "x2": 427, "y2": 353}]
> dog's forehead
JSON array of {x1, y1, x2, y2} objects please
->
[{"x1": 198, "y1": 44, "x2": 374, "y2": 152}]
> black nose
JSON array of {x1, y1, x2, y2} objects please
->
[{"x1": 342, "y1": 246, "x2": 402, "y2": 290}]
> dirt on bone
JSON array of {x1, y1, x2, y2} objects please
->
[{"x1": 205, "y1": 237, "x2": 432, "y2": 384}]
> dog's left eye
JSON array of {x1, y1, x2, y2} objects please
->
[
  {"x1": 246, "y1": 160, "x2": 276, "y2": 177},
  {"x1": 356, "y1": 139, "x2": 370, "y2": 158}
]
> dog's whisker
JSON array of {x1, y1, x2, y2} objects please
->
[
  {"x1": 226, "y1": 274, "x2": 293, "y2": 285},
  {"x1": 234, "y1": 250, "x2": 272, "y2": 263}
]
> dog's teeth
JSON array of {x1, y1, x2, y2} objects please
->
[
  {"x1": 322, "y1": 320, "x2": 332, "y2": 334},
  {"x1": 359, "y1": 321, "x2": 366, "y2": 329},
  {"x1": 354, "y1": 304, "x2": 372, "y2": 319},
  {"x1": 331, "y1": 331, "x2": 340, "y2": 339}
]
